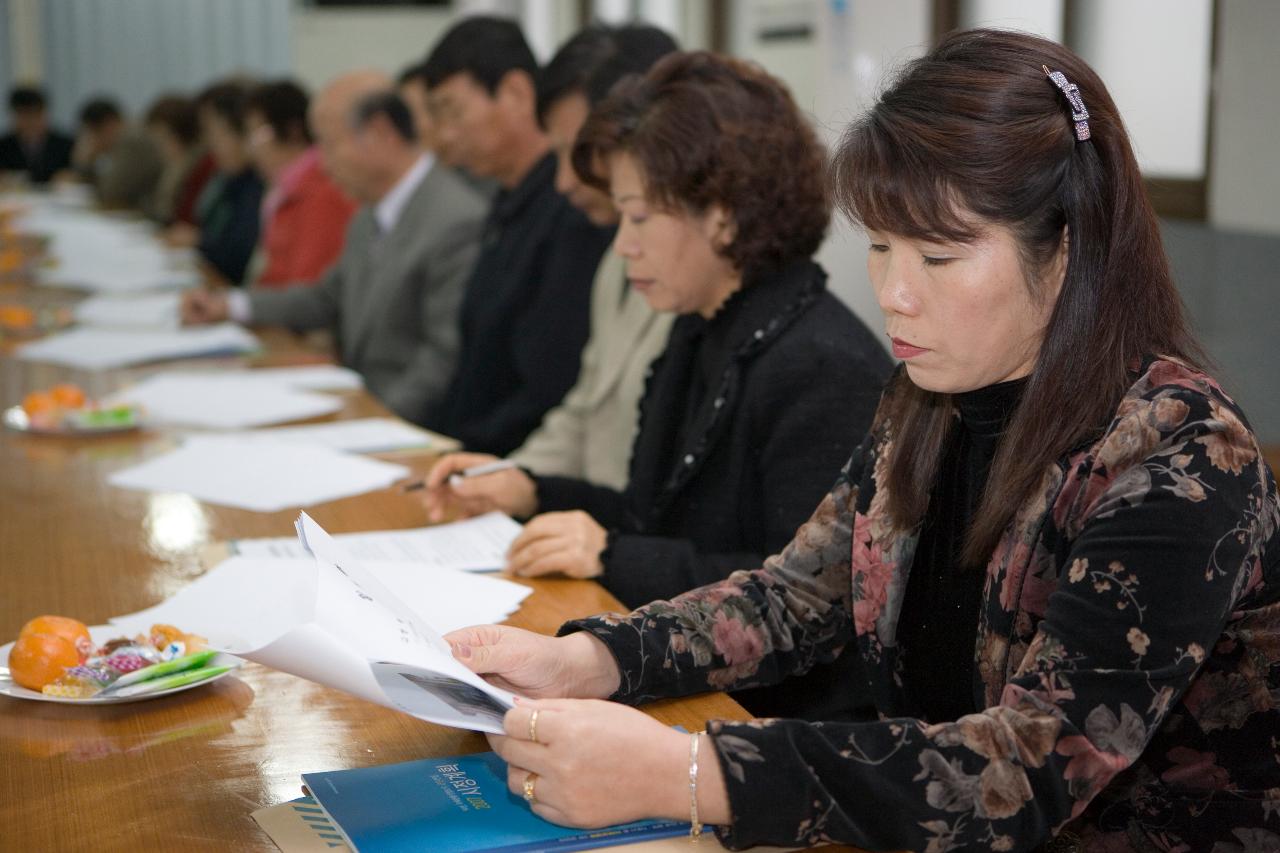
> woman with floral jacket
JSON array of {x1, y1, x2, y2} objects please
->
[{"x1": 441, "y1": 30, "x2": 1280, "y2": 853}]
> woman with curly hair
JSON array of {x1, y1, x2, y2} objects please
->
[
  {"x1": 424, "y1": 51, "x2": 891, "y2": 718},
  {"x1": 439, "y1": 30, "x2": 1279, "y2": 853}
]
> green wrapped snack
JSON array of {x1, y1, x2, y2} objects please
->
[
  {"x1": 109, "y1": 665, "x2": 232, "y2": 698},
  {"x1": 66, "y1": 405, "x2": 140, "y2": 431},
  {"x1": 98, "y1": 649, "x2": 218, "y2": 694}
]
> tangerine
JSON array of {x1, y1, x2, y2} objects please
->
[
  {"x1": 19, "y1": 615, "x2": 92, "y2": 659},
  {"x1": 8, "y1": 632, "x2": 81, "y2": 691},
  {"x1": 21, "y1": 391, "x2": 55, "y2": 417},
  {"x1": 0, "y1": 305, "x2": 34, "y2": 328},
  {"x1": 0, "y1": 248, "x2": 23, "y2": 274},
  {"x1": 49, "y1": 384, "x2": 86, "y2": 409}
]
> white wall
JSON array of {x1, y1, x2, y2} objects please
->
[
  {"x1": 959, "y1": 0, "x2": 1063, "y2": 40},
  {"x1": 0, "y1": 0, "x2": 12, "y2": 104},
  {"x1": 1071, "y1": 0, "x2": 1212, "y2": 179},
  {"x1": 289, "y1": 4, "x2": 455, "y2": 91},
  {"x1": 1209, "y1": 0, "x2": 1280, "y2": 236},
  {"x1": 289, "y1": 0, "x2": 585, "y2": 91},
  {"x1": 809, "y1": 0, "x2": 932, "y2": 335},
  {"x1": 7, "y1": 0, "x2": 42, "y2": 84}
]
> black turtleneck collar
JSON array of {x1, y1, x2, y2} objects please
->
[
  {"x1": 896, "y1": 375, "x2": 1027, "y2": 723},
  {"x1": 954, "y1": 376, "x2": 1028, "y2": 452}
]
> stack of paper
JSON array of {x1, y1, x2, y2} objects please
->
[
  {"x1": 108, "y1": 513, "x2": 530, "y2": 734},
  {"x1": 108, "y1": 373, "x2": 345, "y2": 429},
  {"x1": 108, "y1": 436, "x2": 410, "y2": 511},
  {"x1": 74, "y1": 292, "x2": 182, "y2": 328},
  {"x1": 13, "y1": 205, "x2": 199, "y2": 292},
  {"x1": 17, "y1": 324, "x2": 259, "y2": 369},
  {"x1": 239, "y1": 418, "x2": 455, "y2": 454},
  {"x1": 232, "y1": 512, "x2": 521, "y2": 571},
  {"x1": 228, "y1": 365, "x2": 364, "y2": 392}
]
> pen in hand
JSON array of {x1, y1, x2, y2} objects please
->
[{"x1": 400, "y1": 458, "x2": 519, "y2": 493}]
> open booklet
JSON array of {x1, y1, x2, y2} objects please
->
[
  {"x1": 115, "y1": 513, "x2": 520, "y2": 734},
  {"x1": 291, "y1": 514, "x2": 519, "y2": 734}
]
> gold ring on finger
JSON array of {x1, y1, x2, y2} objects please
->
[
  {"x1": 528, "y1": 708, "x2": 540, "y2": 744},
  {"x1": 522, "y1": 772, "x2": 538, "y2": 804}
]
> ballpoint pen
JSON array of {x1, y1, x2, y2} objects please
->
[{"x1": 400, "y1": 458, "x2": 519, "y2": 492}]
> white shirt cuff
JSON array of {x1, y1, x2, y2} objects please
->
[{"x1": 227, "y1": 289, "x2": 252, "y2": 324}]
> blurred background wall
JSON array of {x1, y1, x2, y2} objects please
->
[{"x1": 4, "y1": 0, "x2": 1277, "y2": 440}]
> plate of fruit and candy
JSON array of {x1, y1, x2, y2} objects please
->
[
  {"x1": 3, "y1": 384, "x2": 143, "y2": 436},
  {"x1": 0, "y1": 616, "x2": 240, "y2": 705}
]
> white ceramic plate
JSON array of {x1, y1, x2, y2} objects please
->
[{"x1": 0, "y1": 625, "x2": 241, "y2": 705}]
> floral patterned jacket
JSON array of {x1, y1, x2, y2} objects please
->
[{"x1": 565, "y1": 359, "x2": 1280, "y2": 852}]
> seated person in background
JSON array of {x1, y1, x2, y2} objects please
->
[
  {"x1": 396, "y1": 63, "x2": 436, "y2": 149},
  {"x1": 399, "y1": 62, "x2": 495, "y2": 200},
  {"x1": 438, "y1": 31, "x2": 1280, "y2": 852},
  {"x1": 143, "y1": 94, "x2": 216, "y2": 226},
  {"x1": 73, "y1": 97, "x2": 163, "y2": 210},
  {"x1": 166, "y1": 81, "x2": 264, "y2": 286},
  {"x1": 0, "y1": 85, "x2": 74, "y2": 184},
  {"x1": 182, "y1": 71, "x2": 486, "y2": 423},
  {"x1": 425, "y1": 54, "x2": 892, "y2": 720},
  {"x1": 419, "y1": 17, "x2": 615, "y2": 455},
  {"x1": 244, "y1": 80, "x2": 356, "y2": 288},
  {"x1": 505, "y1": 23, "x2": 680, "y2": 491}
]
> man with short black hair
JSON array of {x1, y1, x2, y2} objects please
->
[
  {"x1": 506, "y1": 24, "x2": 680, "y2": 489},
  {"x1": 74, "y1": 96, "x2": 163, "y2": 210},
  {"x1": 0, "y1": 86, "x2": 74, "y2": 184},
  {"x1": 181, "y1": 70, "x2": 485, "y2": 423},
  {"x1": 398, "y1": 61, "x2": 495, "y2": 200},
  {"x1": 420, "y1": 16, "x2": 615, "y2": 456}
]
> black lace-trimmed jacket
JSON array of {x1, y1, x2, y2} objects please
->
[{"x1": 536, "y1": 259, "x2": 892, "y2": 613}]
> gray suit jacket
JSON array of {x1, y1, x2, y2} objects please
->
[{"x1": 249, "y1": 163, "x2": 485, "y2": 421}]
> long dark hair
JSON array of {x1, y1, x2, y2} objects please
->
[{"x1": 832, "y1": 29, "x2": 1204, "y2": 563}]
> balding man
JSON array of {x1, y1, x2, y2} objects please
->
[{"x1": 182, "y1": 70, "x2": 486, "y2": 423}]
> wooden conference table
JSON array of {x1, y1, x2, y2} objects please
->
[{"x1": 0, "y1": 283, "x2": 861, "y2": 850}]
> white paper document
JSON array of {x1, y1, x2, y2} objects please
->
[
  {"x1": 17, "y1": 324, "x2": 259, "y2": 369},
  {"x1": 109, "y1": 556, "x2": 530, "y2": 644},
  {"x1": 109, "y1": 515, "x2": 527, "y2": 734},
  {"x1": 108, "y1": 436, "x2": 410, "y2": 512},
  {"x1": 241, "y1": 418, "x2": 454, "y2": 453},
  {"x1": 74, "y1": 292, "x2": 182, "y2": 328},
  {"x1": 231, "y1": 365, "x2": 364, "y2": 392},
  {"x1": 109, "y1": 373, "x2": 345, "y2": 429},
  {"x1": 232, "y1": 512, "x2": 522, "y2": 571},
  {"x1": 13, "y1": 206, "x2": 199, "y2": 293},
  {"x1": 44, "y1": 254, "x2": 200, "y2": 293}
]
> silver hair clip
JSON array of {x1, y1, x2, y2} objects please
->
[{"x1": 1042, "y1": 65, "x2": 1091, "y2": 142}]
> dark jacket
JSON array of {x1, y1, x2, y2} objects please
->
[
  {"x1": 539, "y1": 259, "x2": 890, "y2": 605},
  {"x1": 197, "y1": 168, "x2": 264, "y2": 286},
  {"x1": 0, "y1": 130, "x2": 74, "y2": 184},
  {"x1": 570, "y1": 358, "x2": 1280, "y2": 853},
  {"x1": 427, "y1": 153, "x2": 613, "y2": 455}
]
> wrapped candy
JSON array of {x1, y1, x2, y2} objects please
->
[{"x1": 42, "y1": 675, "x2": 104, "y2": 699}]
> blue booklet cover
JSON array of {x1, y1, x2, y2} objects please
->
[{"x1": 302, "y1": 750, "x2": 689, "y2": 853}]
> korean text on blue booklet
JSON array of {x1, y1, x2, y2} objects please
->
[{"x1": 302, "y1": 750, "x2": 689, "y2": 853}]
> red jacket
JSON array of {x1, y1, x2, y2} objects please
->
[
  {"x1": 257, "y1": 150, "x2": 356, "y2": 288},
  {"x1": 174, "y1": 153, "x2": 216, "y2": 226}
]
